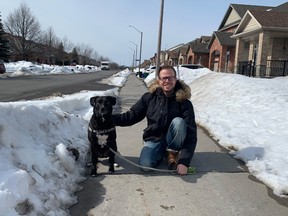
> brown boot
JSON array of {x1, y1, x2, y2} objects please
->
[{"x1": 167, "y1": 149, "x2": 179, "y2": 170}]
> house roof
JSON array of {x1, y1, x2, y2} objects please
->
[
  {"x1": 167, "y1": 39, "x2": 210, "y2": 58},
  {"x1": 191, "y1": 36, "x2": 211, "y2": 43},
  {"x1": 218, "y1": 4, "x2": 274, "y2": 31},
  {"x1": 271, "y1": 2, "x2": 288, "y2": 13},
  {"x1": 215, "y1": 32, "x2": 236, "y2": 46},
  {"x1": 167, "y1": 50, "x2": 179, "y2": 59},
  {"x1": 179, "y1": 43, "x2": 189, "y2": 56},
  {"x1": 230, "y1": 4, "x2": 273, "y2": 18},
  {"x1": 166, "y1": 43, "x2": 184, "y2": 52},
  {"x1": 188, "y1": 42, "x2": 210, "y2": 54},
  {"x1": 201, "y1": 36, "x2": 211, "y2": 43},
  {"x1": 250, "y1": 10, "x2": 288, "y2": 29},
  {"x1": 233, "y1": 4, "x2": 288, "y2": 37},
  {"x1": 208, "y1": 31, "x2": 236, "y2": 49}
]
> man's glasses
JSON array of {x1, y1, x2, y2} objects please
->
[{"x1": 158, "y1": 76, "x2": 176, "y2": 82}]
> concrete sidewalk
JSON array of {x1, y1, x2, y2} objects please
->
[{"x1": 69, "y1": 74, "x2": 288, "y2": 216}]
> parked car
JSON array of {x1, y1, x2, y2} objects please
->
[
  {"x1": 141, "y1": 65, "x2": 156, "y2": 78},
  {"x1": 0, "y1": 59, "x2": 6, "y2": 74},
  {"x1": 138, "y1": 65, "x2": 156, "y2": 78},
  {"x1": 179, "y1": 64, "x2": 204, "y2": 69},
  {"x1": 144, "y1": 65, "x2": 156, "y2": 73}
]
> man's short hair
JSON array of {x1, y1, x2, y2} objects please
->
[{"x1": 157, "y1": 65, "x2": 177, "y2": 77}]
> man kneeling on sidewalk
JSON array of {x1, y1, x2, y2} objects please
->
[{"x1": 113, "y1": 66, "x2": 197, "y2": 175}]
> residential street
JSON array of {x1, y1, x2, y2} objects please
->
[{"x1": 0, "y1": 71, "x2": 116, "y2": 102}]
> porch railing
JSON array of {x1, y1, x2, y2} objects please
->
[
  {"x1": 266, "y1": 60, "x2": 288, "y2": 77},
  {"x1": 236, "y1": 60, "x2": 288, "y2": 77},
  {"x1": 237, "y1": 61, "x2": 254, "y2": 77}
]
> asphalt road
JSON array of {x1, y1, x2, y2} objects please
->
[{"x1": 0, "y1": 70, "x2": 118, "y2": 102}]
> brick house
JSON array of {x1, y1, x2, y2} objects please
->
[
  {"x1": 148, "y1": 44, "x2": 184, "y2": 67},
  {"x1": 178, "y1": 43, "x2": 189, "y2": 65},
  {"x1": 186, "y1": 36, "x2": 210, "y2": 67},
  {"x1": 154, "y1": 37, "x2": 210, "y2": 67},
  {"x1": 163, "y1": 44, "x2": 184, "y2": 66},
  {"x1": 208, "y1": 4, "x2": 272, "y2": 73},
  {"x1": 232, "y1": 2, "x2": 288, "y2": 77}
]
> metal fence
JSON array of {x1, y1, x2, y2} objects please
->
[
  {"x1": 236, "y1": 60, "x2": 288, "y2": 77},
  {"x1": 237, "y1": 61, "x2": 255, "y2": 77},
  {"x1": 266, "y1": 60, "x2": 288, "y2": 77}
]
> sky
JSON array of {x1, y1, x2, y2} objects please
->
[
  {"x1": 0, "y1": 0, "x2": 286, "y2": 66},
  {"x1": 0, "y1": 61, "x2": 288, "y2": 215}
]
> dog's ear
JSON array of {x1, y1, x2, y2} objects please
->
[
  {"x1": 108, "y1": 96, "x2": 116, "y2": 106},
  {"x1": 90, "y1": 96, "x2": 98, "y2": 106}
]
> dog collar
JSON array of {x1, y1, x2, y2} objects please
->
[{"x1": 88, "y1": 126, "x2": 116, "y2": 135}]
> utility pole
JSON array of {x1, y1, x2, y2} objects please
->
[{"x1": 156, "y1": 0, "x2": 165, "y2": 77}]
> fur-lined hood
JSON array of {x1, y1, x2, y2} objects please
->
[{"x1": 148, "y1": 79, "x2": 191, "y2": 102}]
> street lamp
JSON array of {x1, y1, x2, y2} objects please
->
[
  {"x1": 129, "y1": 41, "x2": 138, "y2": 67},
  {"x1": 129, "y1": 47, "x2": 135, "y2": 68},
  {"x1": 129, "y1": 25, "x2": 143, "y2": 75}
]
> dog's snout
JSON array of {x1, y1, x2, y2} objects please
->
[
  {"x1": 100, "y1": 106, "x2": 108, "y2": 114},
  {"x1": 94, "y1": 101, "x2": 112, "y2": 115}
]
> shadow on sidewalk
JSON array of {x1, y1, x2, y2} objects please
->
[
  {"x1": 69, "y1": 147, "x2": 246, "y2": 215},
  {"x1": 87, "y1": 150, "x2": 245, "y2": 177},
  {"x1": 69, "y1": 175, "x2": 106, "y2": 216}
]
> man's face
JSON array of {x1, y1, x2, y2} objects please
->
[{"x1": 158, "y1": 68, "x2": 177, "y2": 94}]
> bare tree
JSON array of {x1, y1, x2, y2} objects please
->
[
  {"x1": 61, "y1": 36, "x2": 74, "y2": 53},
  {"x1": 42, "y1": 26, "x2": 59, "y2": 64},
  {"x1": 4, "y1": 2, "x2": 42, "y2": 60},
  {"x1": 92, "y1": 50, "x2": 99, "y2": 61},
  {"x1": 90, "y1": 51, "x2": 99, "y2": 65},
  {"x1": 98, "y1": 55, "x2": 110, "y2": 62},
  {"x1": 76, "y1": 43, "x2": 94, "y2": 65},
  {"x1": 56, "y1": 42, "x2": 67, "y2": 65}
]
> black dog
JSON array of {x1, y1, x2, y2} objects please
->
[{"x1": 88, "y1": 96, "x2": 117, "y2": 177}]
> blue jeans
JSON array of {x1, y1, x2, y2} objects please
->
[{"x1": 139, "y1": 117, "x2": 187, "y2": 168}]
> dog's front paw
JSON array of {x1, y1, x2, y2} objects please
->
[{"x1": 91, "y1": 168, "x2": 98, "y2": 177}]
